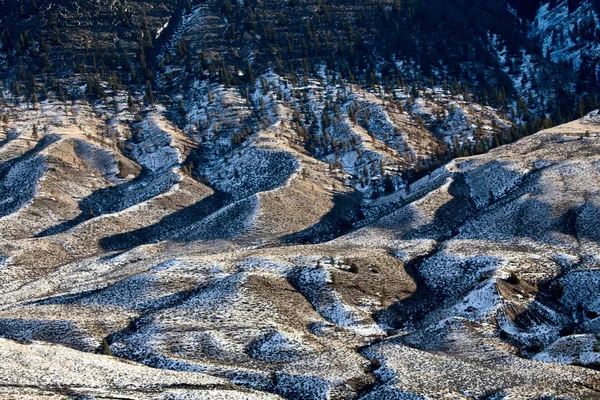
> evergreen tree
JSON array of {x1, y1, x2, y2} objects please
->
[
  {"x1": 245, "y1": 59, "x2": 254, "y2": 83},
  {"x1": 100, "y1": 339, "x2": 112, "y2": 356},
  {"x1": 127, "y1": 92, "x2": 134, "y2": 111},
  {"x1": 146, "y1": 81, "x2": 154, "y2": 104}
]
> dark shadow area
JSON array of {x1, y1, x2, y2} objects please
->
[
  {"x1": 282, "y1": 191, "x2": 364, "y2": 244},
  {"x1": 372, "y1": 248, "x2": 442, "y2": 331},
  {"x1": 26, "y1": 274, "x2": 199, "y2": 315},
  {"x1": 36, "y1": 168, "x2": 179, "y2": 237},
  {"x1": 395, "y1": 172, "x2": 478, "y2": 242},
  {"x1": 360, "y1": 170, "x2": 480, "y2": 247},
  {"x1": 507, "y1": 0, "x2": 544, "y2": 20},
  {"x1": 0, "y1": 135, "x2": 61, "y2": 217},
  {"x1": 374, "y1": 251, "x2": 506, "y2": 334},
  {"x1": 0, "y1": 134, "x2": 60, "y2": 178},
  {"x1": 36, "y1": 214, "x2": 89, "y2": 237},
  {"x1": 99, "y1": 191, "x2": 231, "y2": 252},
  {"x1": 27, "y1": 287, "x2": 104, "y2": 306},
  {"x1": 0, "y1": 128, "x2": 19, "y2": 150},
  {"x1": 0, "y1": 318, "x2": 95, "y2": 351}
]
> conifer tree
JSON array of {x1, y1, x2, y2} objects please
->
[
  {"x1": 146, "y1": 81, "x2": 154, "y2": 104},
  {"x1": 127, "y1": 92, "x2": 134, "y2": 111}
]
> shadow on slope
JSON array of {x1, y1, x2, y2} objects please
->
[
  {"x1": 99, "y1": 191, "x2": 232, "y2": 251},
  {"x1": 362, "y1": 171, "x2": 478, "y2": 245},
  {"x1": 0, "y1": 318, "x2": 96, "y2": 351},
  {"x1": 0, "y1": 134, "x2": 60, "y2": 178},
  {"x1": 397, "y1": 173, "x2": 477, "y2": 241},
  {"x1": 27, "y1": 273, "x2": 201, "y2": 315},
  {"x1": 36, "y1": 167, "x2": 180, "y2": 237},
  {"x1": 0, "y1": 135, "x2": 60, "y2": 217},
  {"x1": 372, "y1": 247, "x2": 441, "y2": 331},
  {"x1": 0, "y1": 128, "x2": 19, "y2": 150},
  {"x1": 282, "y1": 191, "x2": 364, "y2": 244}
]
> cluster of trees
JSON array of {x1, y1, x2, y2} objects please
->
[
  {"x1": 163, "y1": 0, "x2": 595, "y2": 132},
  {"x1": 185, "y1": 0, "x2": 530, "y2": 89},
  {"x1": 282, "y1": 72, "x2": 599, "y2": 193},
  {"x1": 0, "y1": 0, "x2": 187, "y2": 104}
]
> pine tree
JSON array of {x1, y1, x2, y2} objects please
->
[
  {"x1": 127, "y1": 92, "x2": 134, "y2": 111},
  {"x1": 53, "y1": 27, "x2": 62, "y2": 46},
  {"x1": 577, "y1": 98, "x2": 585, "y2": 118},
  {"x1": 100, "y1": 339, "x2": 112, "y2": 356},
  {"x1": 40, "y1": 54, "x2": 51, "y2": 71},
  {"x1": 245, "y1": 59, "x2": 254, "y2": 83},
  {"x1": 146, "y1": 81, "x2": 154, "y2": 104}
]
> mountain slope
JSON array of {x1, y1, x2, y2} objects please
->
[
  {"x1": 2, "y1": 102, "x2": 600, "y2": 398},
  {"x1": 1, "y1": 0, "x2": 600, "y2": 398}
]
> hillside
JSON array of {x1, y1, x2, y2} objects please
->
[
  {"x1": 0, "y1": 0, "x2": 597, "y2": 195},
  {"x1": 1, "y1": 88, "x2": 600, "y2": 397},
  {"x1": 1, "y1": 0, "x2": 600, "y2": 398}
]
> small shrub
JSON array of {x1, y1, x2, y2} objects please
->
[
  {"x1": 506, "y1": 272, "x2": 520, "y2": 285},
  {"x1": 549, "y1": 281, "x2": 564, "y2": 299},
  {"x1": 99, "y1": 338, "x2": 112, "y2": 356}
]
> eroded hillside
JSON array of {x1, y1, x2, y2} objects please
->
[
  {"x1": 1, "y1": 82, "x2": 600, "y2": 398},
  {"x1": 1, "y1": 0, "x2": 600, "y2": 398}
]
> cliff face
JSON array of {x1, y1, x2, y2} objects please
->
[
  {"x1": 0, "y1": 0, "x2": 595, "y2": 125},
  {"x1": 0, "y1": 0, "x2": 178, "y2": 77}
]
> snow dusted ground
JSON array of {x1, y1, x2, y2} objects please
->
[
  {"x1": 173, "y1": 67, "x2": 513, "y2": 200},
  {"x1": 1, "y1": 88, "x2": 600, "y2": 398},
  {"x1": 362, "y1": 320, "x2": 600, "y2": 399},
  {"x1": 332, "y1": 115, "x2": 600, "y2": 396},
  {"x1": 531, "y1": 0, "x2": 600, "y2": 72},
  {"x1": 0, "y1": 338, "x2": 280, "y2": 399}
]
